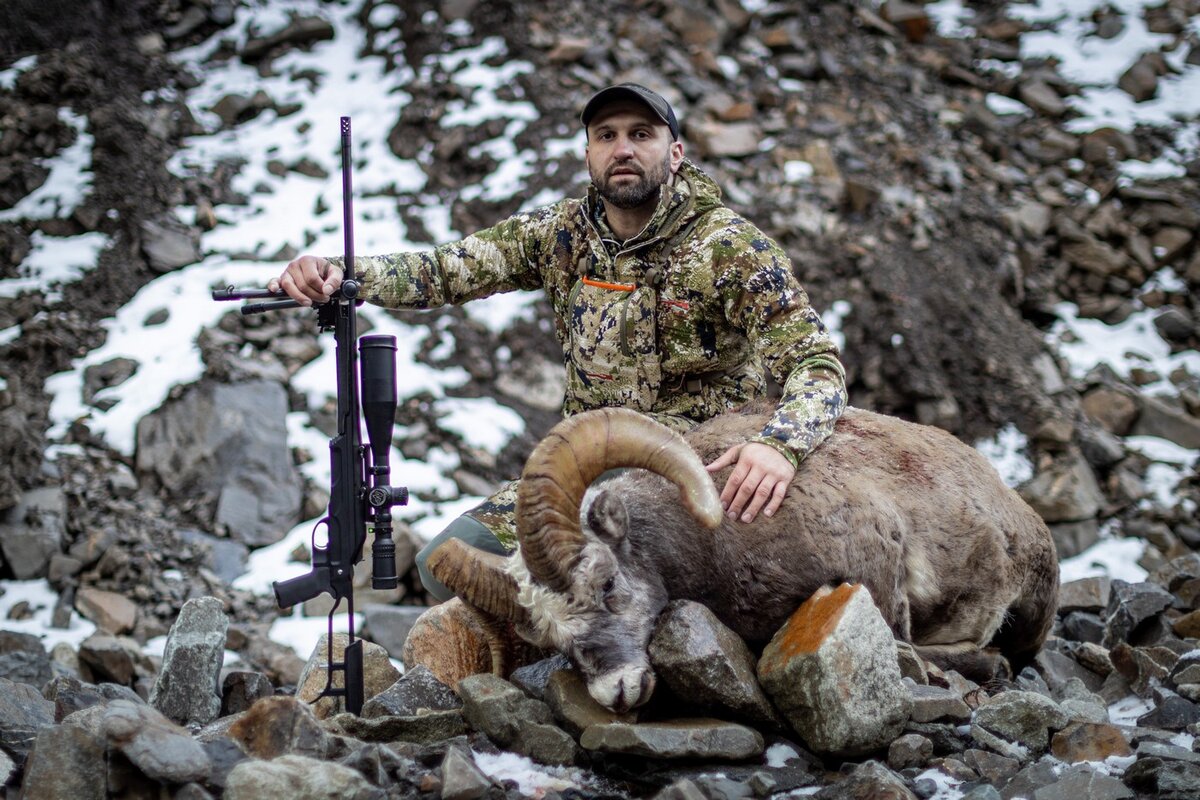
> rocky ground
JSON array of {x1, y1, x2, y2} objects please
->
[{"x1": 1, "y1": 0, "x2": 1199, "y2": 797}]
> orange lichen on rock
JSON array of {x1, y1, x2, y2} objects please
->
[{"x1": 768, "y1": 583, "x2": 859, "y2": 661}]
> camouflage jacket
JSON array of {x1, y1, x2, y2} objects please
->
[{"x1": 342, "y1": 160, "x2": 846, "y2": 467}]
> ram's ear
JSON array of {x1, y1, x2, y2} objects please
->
[
  {"x1": 426, "y1": 538, "x2": 529, "y2": 627},
  {"x1": 585, "y1": 489, "x2": 629, "y2": 547}
]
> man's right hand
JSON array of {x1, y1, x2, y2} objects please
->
[{"x1": 268, "y1": 255, "x2": 344, "y2": 306}]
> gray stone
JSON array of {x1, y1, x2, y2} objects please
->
[
  {"x1": 0, "y1": 630, "x2": 51, "y2": 687},
  {"x1": 1151, "y1": 554, "x2": 1200, "y2": 595},
  {"x1": 360, "y1": 603, "x2": 428, "y2": 659},
  {"x1": 1104, "y1": 580, "x2": 1174, "y2": 647},
  {"x1": 1131, "y1": 394, "x2": 1200, "y2": 450},
  {"x1": 1032, "y1": 765, "x2": 1133, "y2": 799},
  {"x1": 151, "y1": 596, "x2": 228, "y2": 726},
  {"x1": 543, "y1": 668, "x2": 635, "y2": 737},
  {"x1": 508, "y1": 653, "x2": 572, "y2": 700},
  {"x1": 0, "y1": 748, "x2": 13, "y2": 788},
  {"x1": 81, "y1": 357, "x2": 139, "y2": 407},
  {"x1": 757, "y1": 584, "x2": 912, "y2": 756},
  {"x1": 0, "y1": 676, "x2": 55, "y2": 762},
  {"x1": 888, "y1": 732, "x2": 933, "y2": 770},
  {"x1": 240, "y1": 16, "x2": 335, "y2": 61},
  {"x1": 1118, "y1": 54, "x2": 1161, "y2": 101},
  {"x1": 135, "y1": 379, "x2": 301, "y2": 547},
  {"x1": 221, "y1": 670, "x2": 274, "y2": 716},
  {"x1": 972, "y1": 691, "x2": 1070, "y2": 752},
  {"x1": 140, "y1": 214, "x2": 201, "y2": 272},
  {"x1": 361, "y1": 663, "x2": 460, "y2": 718},
  {"x1": 512, "y1": 719, "x2": 578, "y2": 766},
  {"x1": 1019, "y1": 453, "x2": 1104, "y2": 522},
  {"x1": 1035, "y1": 648, "x2": 1105, "y2": 693},
  {"x1": 813, "y1": 760, "x2": 916, "y2": 800},
  {"x1": 1137, "y1": 687, "x2": 1200, "y2": 730},
  {"x1": 907, "y1": 680, "x2": 972, "y2": 723},
  {"x1": 457, "y1": 673, "x2": 551, "y2": 746},
  {"x1": 440, "y1": 745, "x2": 494, "y2": 800},
  {"x1": 963, "y1": 748, "x2": 1019, "y2": 784},
  {"x1": 295, "y1": 633, "x2": 400, "y2": 719},
  {"x1": 1048, "y1": 520, "x2": 1100, "y2": 559},
  {"x1": 179, "y1": 528, "x2": 249, "y2": 584},
  {"x1": 649, "y1": 600, "x2": 783, "y2": 728},
  {"x1": 0, "y1": 486, "x2": 66, "y2": 580},
  {"x1": 103, "y1": 699, "x2": 211, "y2": 783},
  {"x1": 19, "y1": 724, "x2": 105, "y2": 800},
  {"x1": 224, "y1": 754, "x2": 376, "y2": 800},
  {"x1": 329, "y1": 709, "x2": 467, "y2": 743},
  {"x1": 1058, "y1": 576, "x2": 1111, "y2": 614},
  {"x1": 580, "y1": 718, "x2": 764, "y2": 760}
]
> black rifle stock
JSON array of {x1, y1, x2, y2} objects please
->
[{"x1": 212, "y1": 116, "x2": 407, "y2": 714}]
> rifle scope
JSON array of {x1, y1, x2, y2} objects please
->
[{"x1": 360, "y1": 334, "x2": 406, "y2": 589}]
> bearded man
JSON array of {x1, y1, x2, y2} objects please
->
[{"x1": 272, "y1": 83, "x2": 847, "y2": 603}]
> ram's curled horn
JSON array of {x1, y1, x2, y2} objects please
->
[
  {"x1": 517, "y1": 408, "x2": 724, "y2": 592},
  {"x1": 426, "y1": 538, "x2": 530, "y2": 627}
]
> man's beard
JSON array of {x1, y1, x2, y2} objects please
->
[{"x1": 592, "y1": 153, "x2": 672, "y2": 210}]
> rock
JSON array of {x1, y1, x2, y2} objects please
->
[
  {"x1": 962, "y1": 748, "x2": 1019, "y2": 784},
  {"x1": 439, "y1": 745, "x2": 494, "y2": 800},
  {"x1": 1033, "y1": 765, "x2": 1134, "y2": 799},
  {"x1": 226, "y1": 696, "x2": 330, "y2": 760},
  {"x1": 221, "y1": 671, "x2": 274, "y2": 716},
  {"x1": 295, "y1": 633, "x2": 400, "y2": 719},
  {"x1": 1137, "y1": 687, "x2": 1200, "y2": 730},
  {"x1": 1049, "y1": 721, "x2": 1132, "y2": 762},
  {"x1": 1018, "y1": 79, "x2": 1066, "y2": 117},
  {"x1": 1104, "y1": 580, "x2": 1175, "y2": 647},
  {"x1": 1125, "y1": 756, "x2": 1200, "y2": 799},
  {"x1": 81, "y1": 357, "x2": 139, "y2": 407},
  {"x1": 881, "y1": 1, "x2": 931, "y2": 43},
  {"x1": 757, "y1": 584, "x2": 912, "y2": 756},
  {"x1": 581, "y1": 718, "x2": 764, "y2": 760},
  {"x1": 1155, "y1": 307, "x2": 1196, "y2": 344},
  {"x1": 907, "y1": 680, "x2": 972, "y2": 723},
  {"x1": 44, "y1": 675, "x2": 106, "y2": 722},
  {"x1": 0, "y1": 677, "x2": 55, "y2": 764},
  {"x1": 103, "y1": 699, "x2": 211, "y2": 783},
  {"x1": 0, "y1": 630, "x2": 52, "y2": 688},
  {"x1": 1019, "y1": 453, "x2": 1104, "y2": 522},
  {"x1": 74, "y1": 586, "x2": 138, "y2": 635},
  {"x1": 360, "y1": 603, "x2": 427, "y2": 659},
  {"x1": 1131, "y1": 394, "x2": 1200, "y2": 450},
  {"x1": 1061, "y1": 611, "x2": 1106, "y2": 644},
  {"x1": 77, "y1": 633, "x2": 147, "y2": 686},
  {"x1": 971, "y1": 691, "x2": 1070, "y2": 753},
  {"x1": 150, "y1": 596, "x2": 228, "y2": 726},
  {"x1": 400, "y1": 599, "x2": 493, "y2": 688},
  {"x1": 508, "y1": 653, "x2": 572, "y2": 700},
  {"x1": 1049, "y1": 520, "x2": 1100, "y2": 559},
  {"x1": 1080, "y1": 388, "x2": 1139, "y2": 436},
  {"x1": 19, "y1": 724, "x2": 105, "y2": 800},
  {"x1": 240, "y1": 17, "x2": 336, "y2": 62},
  {"x1": 361, "y1": 664, "x2": 460, "y2": 718},
  {"x1": 1061, "y1": 236, "x2": 1128, "y2": 276},
  {"x1": 1153, "y1": 226, "x2": 1194, "y2": 264},
  {"x1": 542, "y1": 668, "x2": 635, "y2": 737},
  {"x1": 1118, "y1": 54, "x2": 1162, "y2": 101},
  {"x1": 328, "y1": 709, "x2": 467, "y2": 743},
  {"x1": 135, "y1": 379, "x2": 301, "y2": 548},
  {"x1": 224, "y1": 754, "x2": 376, "y2": 800},
  {"x1": 813, "y1": 760, "x2": 916, "y2": 799},
  {"x1": 888, "y1": 732, "x2": 933, "y2": 770},
  {"x1": 648, "y1": 600, "x2": 783, "y2": 728},
  {"x1": 1058, "y1": 576, "x2": 1111, "y2": 614},
  {"x1": 456, "y1": 673, "x2": 576, "y2": 764},
  {"x1": 178, "y1": 528, "x2": 249, "y2": 585},
  {"x1": 688, "y1": 120, "x2": 761, "y2": 158},
  {"x1": 139, "y1": 214, "x2": 201, "y2": 272},
  {"x1": 0, "y1": 486, "x2": 66, "y2": 580}
]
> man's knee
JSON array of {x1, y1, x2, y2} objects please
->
[{"x1": 415, "y1": 514, "x2": 509, "y2": 603}]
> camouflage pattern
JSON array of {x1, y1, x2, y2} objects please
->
[
  {"x1": 462, "y1": 480, "x2": 520, "y2": 551},
  {"x1": 340, "y1": 160, "x2": 847, "y2": 543}
]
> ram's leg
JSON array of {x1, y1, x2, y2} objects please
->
[{"x1": 913, "y1": 642, "x2": 1012, "y2": 685}]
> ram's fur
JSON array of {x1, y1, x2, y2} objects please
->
[{"x1": 429, "y1": 403, "x2": 1059, "y2": 713}]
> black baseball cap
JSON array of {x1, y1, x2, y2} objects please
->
[{"x1": 580, "y1": 83, "x2": 680, "y2": 141}]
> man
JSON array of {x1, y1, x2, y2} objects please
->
[{"x1": 271, "y1": 83, "x2": 847, "y2": 602}]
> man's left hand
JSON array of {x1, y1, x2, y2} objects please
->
[{"x1": 705, "y1": 442, "x2": 796, "y2": 523}]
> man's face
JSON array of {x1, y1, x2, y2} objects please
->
[{"x1": 585, "y1": 101, "x2": 685, "y2": 211}]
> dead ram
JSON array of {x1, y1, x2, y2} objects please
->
[{"x1": 428, "y1": 403, "x2": 1059, "y2": 713}]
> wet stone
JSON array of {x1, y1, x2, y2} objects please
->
[{"x1": 580, "y1": 718, "x2": 764, "y2": 760}]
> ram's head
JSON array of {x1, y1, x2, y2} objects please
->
[{"x1": 428, "y1": 409, "x2": 722, "y2": 711}]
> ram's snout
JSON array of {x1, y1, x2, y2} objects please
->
[{"x1": 588, "y1": 663, "x2": 656, "y2": 713}]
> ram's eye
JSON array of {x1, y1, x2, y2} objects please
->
[{"x1": 602, "y1": 577, "x2": 616, "y2": 595}]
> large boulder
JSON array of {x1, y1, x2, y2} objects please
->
[
  {"x1": 150, "y1": 596, "x2": 228, "y2": 726},
  {"x1": 757, "y1": 584, "x2": 912, "y2": 756},
  {"x1": 135, "y1": 379, "x2": 301, "y2": 547}
]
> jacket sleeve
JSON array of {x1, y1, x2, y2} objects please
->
[
  {"x1": 328, "y1": 208, "x2": 556, "y2": 309},
  {"x1": 715, "y1": 226, "x2": 847, "y2": 467}
]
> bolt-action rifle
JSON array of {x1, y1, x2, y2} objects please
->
[{"x1": 212, "y1": 117, "x2": 407, "y2": 714}]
